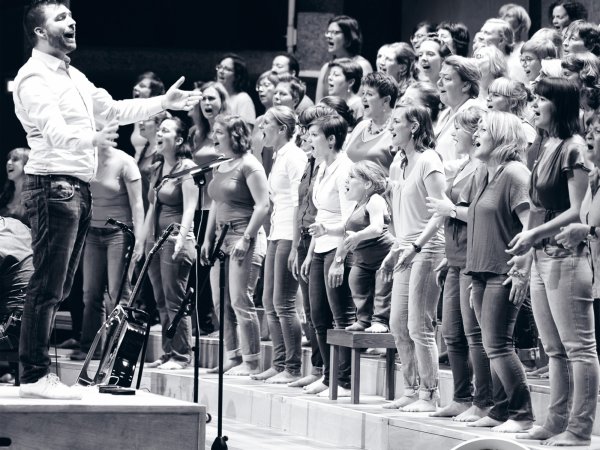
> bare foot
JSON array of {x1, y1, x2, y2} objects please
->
[
  {"x1": 453, "y1": 405, "x2": 491, "y2": 422},
  {"x1": 345, "y1": 322, "x2": 366, "y2": 331},
  {"x1": 225, "y1": 361, "x2": 260, "y2": 376},
  {"x1": 467, "y1": 416, "x2": 503, "y2": 428},
  {"x1": 317, "y1": 386, "x2": 351, "y2": 398},
  {"x1": 383, "y1": 395, "x2": 418, "y2": 409},
  {"x1": 303, "y1": 378, "x2": 327, "y2": 394},
  {"x1": 207, "y1": 357, "x2": 242, "y2": 374},
  {"x1": 250, "y1": 367, "x2": 279, "y2": 381},
  {"x1": 493, "y1": 419, "x2": 533, "y2": 433},
  {"x1": 430, "y1": 401, "x2": 470, "y2": 418},
  {"x1": 288, "y1": 374, "x2": 320, "y2": 388},
  {"x1": 265, "y1": 370, "x2": 301, "y2": 384},
  {"x1": 365, "y1": 323, "x2": 389, "y2": 333},
  {"x1": 402, "y1": 399, "x2": 438, "y2": 413},
  {"x1": 516, "y1": 425, "x2": 556, "y2": 441},
  {"x1": 542, "y1": 430, "x2": 591, "y2": 446},
  {"x1": 365, "y1": 348, "x2": 386, "y2": 356}
]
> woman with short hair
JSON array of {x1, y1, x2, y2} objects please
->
[
  {"x1": 473, "y1": 45, "x2": 508, "y2": 102},
  {"x1": 378, "y1": 42, "x2": 418, "y2": 95},
  {"x1": 549, "y1": 1, "x2": 588, "y2": 35},
  {"x1": 201, "y1": 114, "x2": 270, "y2": 376},
  {"x1": 327, "y1": 58, "x2": 364, "y2": 121},
  {"x1": 437, "y1": 22, "x2": 470, "y2": 57},
  {"x1": 466, "y1": 111, "x2": 534, "y2": 433}
]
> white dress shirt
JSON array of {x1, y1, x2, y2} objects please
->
[
  {"x1": 268, "y1": 141, "x2": 307, "y2": 241},
  {"x1": 312, "y1": 152, "x2": 356, "y2": 253},
  {"x1": 13, "y1": 49, "x2": 164, "y2": 182}
]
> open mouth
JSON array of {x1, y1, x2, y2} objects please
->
[
  {"x1": 421, "y1": 62, "x2": 430, "y2": 70},
  {"x1": 64, "y1": 30, "x2": 76, "y2": 41},
  {"x1": 588, "y1": 144, "x2": 594, "y2": 151}
]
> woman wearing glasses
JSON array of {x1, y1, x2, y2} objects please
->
[
  {"x1": 216, "y1": 54, "x2": 256, "y2": 125},
  {"x1": 315, "y1": 15, "x2": 373, "y2": 102}
]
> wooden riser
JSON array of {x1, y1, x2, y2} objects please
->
[{"x1": 0, "y1": 386, "x2": 205, "y2": 450}]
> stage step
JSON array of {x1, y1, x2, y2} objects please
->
[
  {"x1": 0, "y1": 385, "x2": 205, "y2": 450},
  {"x1": 52, "y1": 349, "x2": 600, "y2": 450}
]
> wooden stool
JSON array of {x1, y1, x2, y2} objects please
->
[
  {"x1": 326, "y1": 329, "x2": 396, "y2": 404},
  {"x1": 0, "y1": 351, "x2": 20, "y2": 386}
]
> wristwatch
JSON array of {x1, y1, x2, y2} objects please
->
[
  {"x1": 412, "y1": 243, "x2": 422, "y2": 253},
  {"x1": 587, "y1": 226, "x2": 597, "y2": 241},
  {"x1": 335, "y1": 255, "x2": 343, "y2": 264},
  {"x1": 449, "y1": 205, "x2": 457, "y2": 219}
]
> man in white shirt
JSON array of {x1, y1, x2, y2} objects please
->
[{"x1": 13, "y1": 0, "x2": 200, "y2": 400}]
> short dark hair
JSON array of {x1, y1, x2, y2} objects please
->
[
  {"x1": 566, "y1": 21, "x2": 600, "y2": 56},
  {"x1": 214, "y1": 114, "x2": 252, "y2": 156},
  {"x1": 412, "y1": 21, "x2": 437, "y2": 40},
  {"x1": 275, "y1": 52, "x2": 300, "y2": 76},
  {"x1": 309, "y1": 114, "x2": 348, "y2": 151},
  {"x1": 319, "y1": 96, "x2": 357, "y2": 128},
  {"x1": 361, "y1": 72, "x2": 400, "y2": 108},
  {"x1": 329, "y1": 15, "x2": 364, "y2": 56},
  {"x1": 328, "y1": 58, "x2": 363, "y2": 94},
  {"x1": 219, "y1": 53, "x2": 249, "y2": 93},
  {"x1": 534, "y1": 77, "x2": 581, "y2": 139},
  {"x1": 137, "y1": 71, "x2": 165, "y2": 97},
  {"x1": 437, "y1": 21, "x2": 470, "y2": 57},
  {"x1": 548, "y1": 1, "x2": 588, "y2": 22},
  {"x1": 24, "y1": 0, "x2": 66, "y2": 46},
  {"x1": 276, "y1": 73, "x2": 306, "y2": 108}
]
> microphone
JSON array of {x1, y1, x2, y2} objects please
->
[
  {"x1": 166, "y1": 288, "x2": 195, "y2": 339},
  {"x1": 106, "y1": 218, "x2": 133, "y2": 234},
  {"x1": 166, "y1": 156, "x2": 231, "y2": 180}
]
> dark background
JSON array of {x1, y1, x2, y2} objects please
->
[{"x1": 2, "y1": 0, "x2": 599, "y2": 187}]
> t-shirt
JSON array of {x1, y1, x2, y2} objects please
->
[
  {"x1": 444, "y1": 159, "x2": 486, "y2": 268},
  {"x1": 148, "y1": 159, "x2": 197, "y2": 239},
  {"x1": 229, "y1": 92, "x2": 256, "y2": 125},
  {"x1": 344, "y1": 119, "x2": 394, "y2": 173},
  {"x1": 193, "y1": 144, "x2": 220, "y2": 210},
  {"x1": 207, "y1": 153, "x2": 266, "y2": 225},
  {"x1": 91, "y1": 150, "x2": 141, "y2": 228},
  {"x1": 392, "y1": 149, "x2": 445, "y2": 252},
  {"x1": 466, "y1": 161, "x2": 530, "y2": 275}
]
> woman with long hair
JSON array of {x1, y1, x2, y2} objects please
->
[
  {"x1": 315, "y1": 15, "x2": 373, "y2": 102},
  {"x1": 466, "y1": 111, "x2": 534, "y2": 433},
  {"x1": 381, "y1": 105, "x2": 445, "y2": 412},
  {"x1": 509, "y1": 77, "x2": 597, "y2": 446},
  {"x1": 250, "y1": 106, "x2": 306, "y2": 384},
  {"x1": 141, "y1": 117, "x2": 199, "y2": 370},
  {"x1": 130, "y1": 71, "x2": 165, "y2": 159},
  {"x1": 215, "y1": 54, "x2": 256, "y2": 125},
  {"x1": 0, "y1": 148, "x2": 30, "y2": 226},
  {"x1": 201, "y1": 114, "x2": 269, "y2": 376},
  {"x1": 437, "y1": 22, "x2": 470, "y2": 57},
  {"x1": 397, "y1": 81, "x2": 442, "y2": 127}
]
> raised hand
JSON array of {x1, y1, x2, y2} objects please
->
[{"x1": 162, "y1": 76, "x2": 202, "y2": 111}]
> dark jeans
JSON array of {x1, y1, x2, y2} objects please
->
[
  {"x1": 20, "y1": 175, "x2": 92, "y2": 383},
  {"x1": 0, "y1": 257, "x2": 32, "y2": 317},
  {"x1": 348, "y1": 263, "x2": 392, "y2": 327},
  {"x1": 297, "y1": 234, "x2": 323, "y2": 375},
  {"x1": 80, "y1": 227, "x2": 132, "y2": 353},
  {"x1": 470, "y1": 272, "x2": 534, "y2": 422},
  {"x1": 441, "y1": 266, "x2": 493, "y2": 408},
  {"x1": 309, "y1": 249, "x2": 355, "y2": 389},
  {"x1": 189, "y1": 209, "x2": 215, "y2": 334},
  {"x1": 263, "y1": 239, "x2": 302, "y2": 375}
]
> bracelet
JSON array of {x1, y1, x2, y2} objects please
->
[{"x1": 508, "y1": 269, "x2": 530, "y2": 279}]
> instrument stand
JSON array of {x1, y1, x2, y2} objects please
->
[{"x1": 192, "y1": 171, "x2": 206, "y2": 405}]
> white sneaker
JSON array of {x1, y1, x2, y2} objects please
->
[{"x1": 19, "y1": 373, "x2": 82, "y2": 400}]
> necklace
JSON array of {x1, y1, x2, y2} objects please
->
[{"x1": 367, "y1": 118, "x2": 389, "y2": 136}]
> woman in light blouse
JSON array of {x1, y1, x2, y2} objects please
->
[
  {"x1": 251, "y1": 106, "x2": 307, "y2": 384},
  {"x1": 300, "y1": 113, "x2": 356, "y2": 397}
]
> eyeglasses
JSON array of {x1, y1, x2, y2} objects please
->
[
  {"x1": 519, "y1": 56, "x2": 537, "y2": 64},
  {"x1": 255, "y1": 82, "x2": 274, "y2": 91},
  {"x1": 324, "y1": 30, "x2": 343, "y2": 38},
  {"x1": 216, "y1": 65, "x2": 234, "y2": 73}
]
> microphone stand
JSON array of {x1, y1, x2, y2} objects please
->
[{"x1": 210, "y1": 224, "x2": 229, "y2": 450}]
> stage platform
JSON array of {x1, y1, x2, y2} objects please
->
[
  {"x1": 0, "y1": 384, "x2": 206, "y2": 450},
  {"x1": 43, "y1": 333, "x2": 600, "y2": 450}
]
